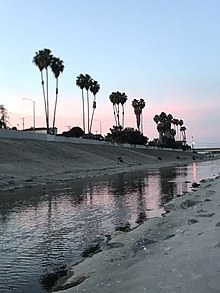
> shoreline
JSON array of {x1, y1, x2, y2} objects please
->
[{"x1": 53, "y1": 175, "x2": 220, "y2": 293}]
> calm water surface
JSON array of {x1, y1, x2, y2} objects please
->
[{"x1": 0, "y1": 159, "x2": 220, "y2": 293}]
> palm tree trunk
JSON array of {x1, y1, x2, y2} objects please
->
[
  {"x1": 41, "y1": 71, "x2": 48, "y2": 131},
  {"x1": 122, "y1": 105, "x2": 125, "y2": 129},
  {"x1": 87, "y1": 90, "x2": 90, "y2": 133},
  {"x1": 46, "y1": 68, "x2": 49, "y2": 133},
  {"x1": 52, "y1": 78, "x2": 58, "y2": 135},
  {"x1": 137, "y1": 114, "x2": 140, "y2": 131},
  {"x1": 117, "y1": 104, "x2": 120, "y2": 127},
  {"x1": 113, "y1": 105, "x2": 117, "y2": 126},
  {"x1": 81, "y1": 89, "x2": 85, "y2": 133},
  {"x1": 89, "y1": 95, "x2": 96, "y2": 133}
]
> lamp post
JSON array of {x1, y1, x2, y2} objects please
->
[
  {"x1": 23, "y1": 98, "x2": 35, "y2": 132},
  {"x1": 94, "y1": 119, "x2": 102, "y2": 135}
]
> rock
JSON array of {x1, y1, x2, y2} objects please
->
[
  {"x1": 40, "y1": 265, "x2": 67, "y2": 290},
  {"x1": 191, "y1": 182, "x2": 200, "y2": 188},
  {"x1": 215, "y1": 222, "x2": 220, "y2": 227},
  {"x1": 81, "y1": 243, "x2": 102, "y2": 257},
  {"x1": 115, "y1": 222, "x2": 131, "y2": 232},
  {"x1": 197, "y1": 213, "x2": 215, "y2": 217},
  {"x1": 102, "y1": 242, "x2": 124, "y2": 250},
  {"x1": 164, "y1": 203, "x2": 176, "y2": 212},
  {"x1": 181, "y1": 199, "x2": 199, "y2": 209},
  {"x1": 187, "y1": 219, "x2": 199, "y2": 225},
  {"x1": 132, "y1": 238, "x2": 157, "y2": 254}
]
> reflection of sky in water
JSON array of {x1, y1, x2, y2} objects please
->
[{"x1": 0, "y1": 159, "x2": 220, "y2": 293}]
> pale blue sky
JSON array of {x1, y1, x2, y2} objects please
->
[{"x1": 0, "y1": 0, "x2": 220, "y2": 146}]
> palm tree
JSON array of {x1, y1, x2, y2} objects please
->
[
  {"x1": 153, "y1": 112, "x2": 173, "y2": 144},
  {"x1": 33, "y1": 48, "x2": 53, "y2": 133},
  {"x1": 120, "y1": 92, "x2": 127, "y2": 129},
  {"x1": 89, "y1": 79, "x2": 100, "y2": 133},
  {"x1": 0, "y1": 104, "x2": 8, "y2": 128},
  {"x1": 84, "y1": 74, "x2": 92, "y2": 133},
  {"x1": 180, "y1": 126, "x2": 186, "y2": 144},
  {"x1": 109, "y1": 91, "x2": 127, "y2": 128},
  {"x1": 132, "y1": 98, "x2": 145, "y2": 132},
  {"x1": 50, "y1": 57, "x2": 64, "y2": 135},
  {"x1": 76, "y1": 74, "x2": 86, "y2": 133},
  {"x1": 109, "y1": 92, "x2": 118, "y2": 126}
]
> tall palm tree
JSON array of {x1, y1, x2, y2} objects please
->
[
  {"x1": 179, "y1": 119, "x2": 184, "y2": 140},
  {"x1": 139, "y1": 98, "x2": 145, "y2": 133},
  {"x1": 50, "y1": 57, "x2": 64, "y2": 135},
  {"x1": 132, "y1": 98, "x2": 145, "y2": 132},
  {"x1": 76, "y1": 74, "x2": 86, "y2": 133},
  {"x1": 84, "y1": 74, "x2": 92, "y2": 133},
  {"x1": 0, "y1": 104, "x2": 8, "y2": 128},
  {"x1": 89, "y1": 79, "x2": 100, "y2": 133},
  {"x1": 33, "y1": 48, "x2": 53, "y2": 133},
  {"x1": 120, "y1": 92, "x2": 127, "y2": 129},
  {"x1": 180, "y1": 126, "x2": 186, "y2": 144},
  {"x1": 109, "y1": 91, "x2": 127, "y2": 128},
  {"x1": 109, "y1": 92, "x2": 117, "y2": 126}
]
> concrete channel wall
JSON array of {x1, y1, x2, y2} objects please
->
[{"x1": 0, "y1": 128, "x2": 187, "y2": 152}]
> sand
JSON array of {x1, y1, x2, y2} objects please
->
[{"x1": 53, "y1": 176, "x2": 220, "y2": 293}]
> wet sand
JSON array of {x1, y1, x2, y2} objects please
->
[{"x1": 53, "y1": 176, "x2": 220, "y2": 293}]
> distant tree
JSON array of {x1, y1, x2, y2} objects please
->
[
  {"x1": 84, "y1": 74, "x2": 92, "y2": 133},
  {"x1": 105, "y1": 126, "x2": 148, "y2": 145},
  {"x1": 33, "y1": 48, "x2": 53, "y2": 133},
  {"x1": 76, "y1": 74, "x2": 86, "y2": 133},
  {"x1": 109, "y1": 91, "x2": 127, "y2": 128},
  {"x1": 0, "y1": 105, "x2": 8, "y2": 128},
  {"x1": 132, "y1": 98, "x2": 146, "y2": 132},
  {"x1": 50, "y1": 56, "x2": 64, "y2": 135},
  {"x1": 61, "y1": 126, "x2": 84, "y2": 138},
  {"x1": 89, "y1": 79, "x2": 100, "y2": 133},
  {"x1": 153, "y1": 112, "x2": 174, "y2": 145}
]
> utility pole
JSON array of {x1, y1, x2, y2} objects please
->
[{"x1": 20, "y1": 117, "x2": 25, "y2": 130}]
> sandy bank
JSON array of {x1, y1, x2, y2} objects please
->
[
  {"x1": 53, "y1": 176, "x2": 220, "y2": 293},
  {"x1": 0, "y1": 138, "x2": 208, "y2": 191}
]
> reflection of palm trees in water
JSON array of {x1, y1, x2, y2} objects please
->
[
  {"x1": 107, "y1": 172, "x2": 148, "y2": 227},
  {"x1": 159, "y1": 166, "x2": 188, "y2": 205},
  {"x1": 136, "y1": 177, "x2": 147, "y2": 224}
]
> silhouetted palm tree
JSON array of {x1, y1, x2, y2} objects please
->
[
  {"x1": 89, "y1": 79, "x2": 100, "y2": 133},
  {"x1": 33, "y1": 48, "x2": 53, "y2": 133},
  {"x1": 84, "y1": 74, "x2": 92, "y2": 133},
  {"x1": 76, "y1": 74, "x2": 86, "y2": 133},
  {"x1": 120, "y1": 92, "x2": 127, "y2": 129},
  {"x1": 109, "y1": 91, "x2": 127, "y2": 128},
  {"x1": 132, "y1": 98, "x2": 145, "y2": 132},
  {"x1": 0, "y1": 104, "x2": 8, "y2": 128},
  {"x1": 50, "y1": 57, "x2": 64, "y2": 135},
  {"x1": 109, "y1": 92, "x2": 118, "y2": 126}
]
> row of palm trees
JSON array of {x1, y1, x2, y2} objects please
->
[
  {"x1": 153, "y1": 112, "x2": 186, "y2": 144},
  {"x1": 33, "y1": 49, "x2": 64, "y2": 134},
  {"x1": 33, "y1": 49, "x2": 186, "y2": 144},
  {"x1": 33, "y1": 48, "x2": 147, "y2": 136},
  {"x1": 76, "y1": 74, "x2": 100, "y2": 133}
]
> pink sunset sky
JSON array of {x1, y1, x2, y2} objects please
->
[{"x1": 1, "y1": 0, "x2": 220, "y2": 147}]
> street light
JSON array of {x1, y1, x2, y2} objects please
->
[
  {"x1": 94, "y1": 119, "x2": 102, "y2": 135},
  {"x1": 23, "y1": 98, "x2": 35, "y2": 132}
]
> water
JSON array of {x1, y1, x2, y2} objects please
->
[{"x1": 0, "y1": 159, "x2": 220, "y2": 293}]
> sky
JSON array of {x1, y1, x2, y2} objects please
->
[{"x1": 0, "y1": 0, "x2": 220, "y2": 147}]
